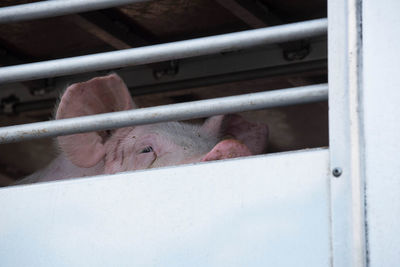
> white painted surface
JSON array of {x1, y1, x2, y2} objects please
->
[
  {"x1": 363, "y1": 0, "x2": 400, "y2": 265},
  {"x1": 328, "y1": 0, "x2": 367, "y2": 265},
  {"x1": 0, "y1": 149, "x2": 330, "y2": 267}
]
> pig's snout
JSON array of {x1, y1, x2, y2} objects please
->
[{"x1": 201, "y1": 139, "x2": 252, "y2": 162}]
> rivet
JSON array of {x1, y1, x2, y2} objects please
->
[{"x1": 332, "y1": 167, "x2": 342, "y2": 177}]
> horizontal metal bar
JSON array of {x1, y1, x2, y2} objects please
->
[
  {"x1": 0, "y1": 18, "x2": 327, "y2": 84},
  {"x1": 0, "y1": 83, "x2": 328, "y2": 144},
  {"x1": 0, "y1": 60, "x2": 327, "y2": 115},
  {"x1": 0, "y1": 0, "x2": 148, "y2": 24},
  {"x1": 0, "y1": 38, "x2": 327, "y2": 112}
]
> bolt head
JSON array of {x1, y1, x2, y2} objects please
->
[{"x1": 332, "y1": 167, "x2": 342, "y2": 177}]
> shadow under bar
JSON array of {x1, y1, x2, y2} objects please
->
[
  {"x1": 0, "y1": 0, "x2": 149, "y2": 24},
  {"x1": 0, "y1": 83, "x2": 328, "y2": 144},
  {"x1": 0, "y1": 18, "x2": 327, "y2": 84}
]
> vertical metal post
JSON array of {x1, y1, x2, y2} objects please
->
[{"x1": 328, "y1": 0, "x2": 367, "y2": 266}]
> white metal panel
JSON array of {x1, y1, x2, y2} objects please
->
[
  {"x1": 363, "y1": 0, "x2": 400, "y2": 265},
  {"x1": 0, "y1": 149, "x2": 330, "y2": 267}
]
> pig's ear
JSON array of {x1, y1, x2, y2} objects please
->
[
  {"x1": 56, "y1": 74, "x2": 135, "y2": 168},
  {"x1": 201, "y1": 114, "x2": 269, "y2": 154}
]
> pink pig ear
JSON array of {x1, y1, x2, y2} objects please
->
[
  {"x1": 201, "y1": 114, "x2": 269, "y2": 154},
  {"x1": 56, "y1": 73, "x2": 135, "y2": 168}
]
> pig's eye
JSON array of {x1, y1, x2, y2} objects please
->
[{"x1": 140, "y1": 146, "x2": 154, "y2": 153}]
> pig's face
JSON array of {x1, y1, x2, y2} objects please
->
[
  {"x1": 102, "y1": 122, "x2": 216, "y2": 174},
  {"x1": 56, "y1": 74, "x2": 268, "y2": 174}
]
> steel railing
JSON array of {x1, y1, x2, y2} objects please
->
[
  {"x1": 0, "y1": 1, "x2": 328, "y2": 144},
  {"x1": 0, "y1": 0, "x2": 149, "y2": 24}
]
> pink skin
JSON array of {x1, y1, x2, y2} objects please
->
[
  {"x1": 17, "y1": 74, "x2": 269, "y2": 184},
  {"x1": 201, "y1": 139, "x2": 252, "y2": 162}
]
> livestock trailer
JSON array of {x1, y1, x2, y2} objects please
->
[{"x1": 0, "y1": 0, "x2": 398, "y2": 266}]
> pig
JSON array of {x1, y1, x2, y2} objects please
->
[{"x1": 16, "y1": 74, "x2": 268, "y2": 184}]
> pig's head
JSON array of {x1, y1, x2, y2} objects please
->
[{"x1": 56, "y1": 74, "x2": 268, "y2": 174}]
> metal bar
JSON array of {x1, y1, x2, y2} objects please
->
[
  {"x1": 0, "y1": 60, "x2": 327, "y2": 114},
  {"x1": 0, "y1": 18, "x2": 327, "y2": 84},
  {"x1": 0, "y1": 83, "x2": 327, "y2": 144},
  {"x1": 0, "y1": 38, "x2": 327, "y2": 113},
  {"x1": 0, "y1": 0, "x2": 149, "y2": 24}
]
